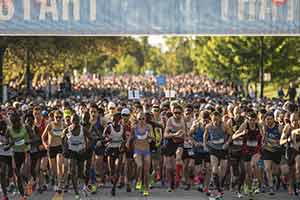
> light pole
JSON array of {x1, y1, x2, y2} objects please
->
[{"x1": 259, "y1": 36, "x2": 264, "y2": 99}]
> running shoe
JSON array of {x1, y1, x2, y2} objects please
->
[
  {"x1": 126, "y1": 184, "x2": 131, "y2": 192},
  {"x1": 75, "y1": 194, "x2": 80, "y2": 200},
  {"x1": 143, "y1": 190, "x2": 149, "y2": 196},
  {"x1": 269, "y1": 187, "x2": 275, "y2": 195},
  {"x1": 184, "y1": 184, "x2": 191, "y2": 191},
  {"x1": 167, "y1": 187, "x2": 173, "y2": 192},
  {"x1": 91, "y1": 184, "x2": 97, "y2": 194},
  {"x1": 111, "y1": 187, "x2": 116, "y2": 196},
  {"x1": 236, "y1": 192, "x2": 244, "y2": 198},
  {"x1": 204, "y1": 187, "x2": 210, "y2": 196},
  {"x1": 244, "y1": 184, "x2": 250, "y2": 196},
  {"x1": 197, "y1": 183, "x2": 204, "y2": 192},
  {"x1": 135, "y1": 181, "x2": 142, "y2": 191}
]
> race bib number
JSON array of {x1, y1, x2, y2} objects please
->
[
  {"x1": 188, "y1": 149, "x2": 195, "y2": 156},
  {"x1": 247, "y1": 140, "x2": 258, "y2": 147},
  {"x1": 212, "y1": 138, "x2": 224, "y2": 144},
  {"x1": 15, "y1": 139, "x2": 25, "y2": 146},
  {"x1": 233, "y1": 140, "x2": 243, "y2": 146}
]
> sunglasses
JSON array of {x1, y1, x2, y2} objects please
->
[
  {"x1": 138, "y1": 118, "x2": 145, "y2": 121},
  {"x1": 55, "y1": 116, "x2": 62, "y2": 119},
  {"x1": 122, "y1": 114, "x2": 129, "y2": 117},
  {"x1": 90, "y1": 110, "x2": 97, "y2": 114},
  {"x1": 153, "y1": 109, "x2": 160, "y2": 112},
  {"x1": 109, "y1": 107, "x2": 115, "y2": 110}
]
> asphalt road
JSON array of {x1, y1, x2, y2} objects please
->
[{"x1": 4, "y1": 187, "x2": 299, "y2": 200}]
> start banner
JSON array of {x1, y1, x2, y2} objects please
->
[{"x1": 0, "y1": 0, "x2": 299, "y2": 35}]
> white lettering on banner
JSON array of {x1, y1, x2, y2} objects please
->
[
  {"x1": 62, "y1": 0, "x2": 80, "y2": 21},
  {"x1": 90, "y1": 0, "x2": 96, "y2": 21},
  {"x1": 238, "y1": 0, "x2": 244, "y2": 20},
  {"x1": 249, "y1": 0, "x2": 256, "y2": 21},
  {"x1": 0, "y1": 0, "x2": 14, "y2": 21},
  {"x1": 259, "y1": 0, "x2": 267, "y2": 20},
  {"x1": 24, "y1": 0, "x2": 30, "y2": 20},
  {"x1": 221, "y1": 0, "x2": 229, "y2": 20},
  {"x1": 40, "y1": 0, "x2": 58, "y2": 21},
  {"x1": 221, "y1": 0, "x2": 296, "y2": 22},
  {"x1": 287, "y1": 0, "x2": 293, "y2": 21}
]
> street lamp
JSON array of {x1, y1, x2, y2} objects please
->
[{"x1": 259, "y1": 36, "x2": 264, "y2": 99}]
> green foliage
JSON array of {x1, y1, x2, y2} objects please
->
[{"x1": 1, "y1": 36, "x2": 300, "y2": 92}]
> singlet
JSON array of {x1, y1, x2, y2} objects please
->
[
  {"x1": 90, "y1": 119, "x2": 104, "y2": 142},
  {"x1": 263, "y1": 124, "x2": 282, "y2": 152},
  {"x1": 135, "y1": 126, "x2": 150, "y2": 140},
  {"x1": 67, "y1": 126, "x2": 86, "y2": 152},
  {"x1": 0, "y1": 134, "x2": 12, "y2": 156},
  {"x1": 167, "y1": 117, "x2": 186, "y2": 144},
  {"x1": 207, "y1": 124, "x2": 226, "y2": 150},
  {"x1": 243, "y1": 122, "x2": 261, "y2": 154},
  {"x1": 51, "y1": 123, "x2": 64, "y2": 138},
  {"x1": 30, "y1": 126, "x2": 43, "y2": 154},
  {"x1": 231, "y1": 118, "x2": 245, "y2": 152},
  {"x1": 107, "y1": 124, "x2": 124, "y2": 148},
  {"x1": 193, "y1": 125, "x2": 208, "y2": 153},
  {"x1": 9, "y1": 127, "x2": 29, "y2": 152}
]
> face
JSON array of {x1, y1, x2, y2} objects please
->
[
  {"x1": 33, "y1": 107, "x2": 41, "y2": 119},
  {"x1": 137, "y1": 113, "x2": 146, "y2": 124},
  {"x1": 184, "y1": 108, "x2": 193, "y2": 117},
  {"x1": 173, "y1": 108, "x2": 183, "y2": 119},
  {"x1": 290, "y1": 114, "x2": 299, "y2": 127},
  {"x1": 90, "y1": 108, "x2": 99, "y2": 119},
  {"x1": 54, "y1": 113, "x2": 63, "y2": 123},
  {"x1": 248, "y1": 117, "x2": 256, "y2": 125},
  {"x1": 71, "y1": 115, "x2": 80, "y2": 125},
  {"x1": 265, "y1": 115, "x2": 274, "y2": 126}
]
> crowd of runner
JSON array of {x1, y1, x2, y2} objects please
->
[{"x1": 0, "y1": 75, "x2": 299, "y2": 200}]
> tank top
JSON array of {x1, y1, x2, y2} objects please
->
[
  {"x1": 245, "y1": 123, "x2": 261, "y2": 149},
  {"x1": 264, "y1": 124, "x2": 282, "y2": 152},
  {"x1": 135, "y1": 126, "x2": 149, "y2": 140},
  {"x1": 91, "y1": 119, "x2": 104, "y2": 141},
  {"x1": 107, "y1": 124, "x2": 124, "y2": 148},
  {"x1": 208, "y1": 124, "x2": 226, "y2": 150},
  {"x1": 0, "y1": 134, "x2": 12, "y2": 156},
  {"x1": 193, "y1": 126, "x2": 207, "y2": 153},
  {"x1": 51, "y1": 123, "x2": 64, "y2": 137},
  {"x1": 9, "y1": 127, "x2": 29, "y2": 152},
  {"x1": 67, "y1": 126, "x2": 85, "y2": 152},
  {"x1": 168, "y1": 117, "x2": 185, "y2": 144},
  {"x1": 30, "y1": 126, "x2": 42, "y2": 153}
]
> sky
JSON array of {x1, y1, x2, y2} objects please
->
[{"x1": 132, "y1": 35, "x2": 167, "y2": 52}]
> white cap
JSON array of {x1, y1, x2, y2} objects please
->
[
  {"x1": 121, "y1": 108, "x2": 130, "y2": 115},
  {"x1": 108, "y1": 102, "x2": 116, "y2": 109},
  {"x1": 21, "y1": 104, "x2": 29, "y2": 112}
]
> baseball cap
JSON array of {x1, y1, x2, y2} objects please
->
[{"x1": 121, "y1": 108, "x2": 130, "y2": 115}]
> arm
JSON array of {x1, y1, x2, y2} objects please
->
[
  {"x1": 164, "y1": 119, "x2": 173, "y2": 139},
  {"x1": 280, "y1": 124, "x2": 290, "y2": 146},
  {"x1": 42, "y1": 124, "x2": 51, "y2": 150},
  {"x1": 203, "y1": 124, "x2": 210, "y2": 148},
  {"x1": 232, "y1": 122, "x2": 247, "y2": 140}
]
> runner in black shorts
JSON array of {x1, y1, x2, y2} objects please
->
[
  {"x1": 190, "y1": 110, "x2": 210, "y2": 193},
  {"x1": 204, "y1": 111, "x2": 231, "y2": 197},
  {"x1": 261, "y1": 112, "x2": 283, "y2": 195},
  {"x1": 0, "y1": 120, "x2": 12, "y2": 200}
]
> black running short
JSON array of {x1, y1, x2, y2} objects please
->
[
  {"x1": 261, "y1": 149, "x2": 282, "y2": 165},
  {"x1": 48, "y1": 146, "x2": 63, "y2": 159}
]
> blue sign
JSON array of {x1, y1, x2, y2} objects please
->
[
  {"x1": 156, "y1": 75, "x2": 166, "y2": 86},
  {"x1": 0, "y1": 0, "x2": 300, "y2": 35}
]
